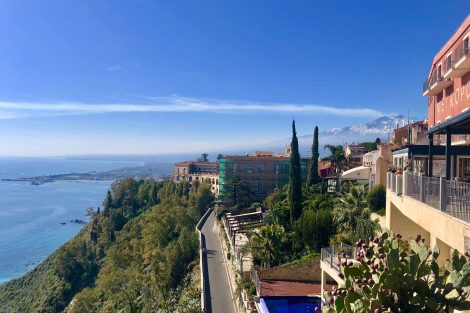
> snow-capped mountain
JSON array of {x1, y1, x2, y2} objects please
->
[
  {"x1": 323, "y1": 115, "x2": 411, "y2": 137},
  {"x1": 298, "y1": 115, "x2": 413, "y2": 150}
]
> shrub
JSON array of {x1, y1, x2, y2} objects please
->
[
  {"x1": 299, "y1": 209, "x2": 335, "y2": 251},
  {"x1": 351, "y1": 211, "x2": 380, "y2": 242},
  {"x1": 366, "y1": 184, "x2": 386, "y2": 212},
  {"x1": 322, "y1": 232, "x2": 470, "y2": 312}
]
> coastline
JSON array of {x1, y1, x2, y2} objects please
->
[{"x1": 0, "y1": 180, "x2": 112, "y2": 284}]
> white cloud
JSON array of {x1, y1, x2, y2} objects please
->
[
  {"x1": 106, "y1": 64, "x2": 122, "y2": 71},
  {"x1": 0, "y1": 96, "x2": 385, "y2": 119}
]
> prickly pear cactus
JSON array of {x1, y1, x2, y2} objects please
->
[{"x1": 322, "y1": 232, "x2": 470, "y2": 312}]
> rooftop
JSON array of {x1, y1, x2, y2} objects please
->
[{"x1": 260, "y1": 280, "x2": 332, "y2": 297}]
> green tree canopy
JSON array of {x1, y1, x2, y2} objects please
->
[
  {"x1": 289, "y1": 120, "x2": 303, "y2": 225},
  {"x1": 366, "y1": 184, "x2": 386, "y2": 213},
  {"x1": 322, "y1": 145, "x2": 345, "y2": 172},
  {"x1": 307, "y1": 126, "x2": 320, "y2": 186}
]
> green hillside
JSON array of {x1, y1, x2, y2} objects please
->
[{"x1": 0, "y1": 178, "x2": 213, "y2": 313}]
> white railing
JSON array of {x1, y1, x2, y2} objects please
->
[
  {"x1": 388, "y1": 171, "x2": 470, "y2": 224},
  {"x1": 396, "y1": 174, "x2": 403, "y2": 195},
  {"x1": 391, "y1": 173, "x2": 397, "y2": 193}
]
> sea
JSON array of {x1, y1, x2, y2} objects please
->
[{"x1": 0, "y1": 157, "x2": 144, "y2": 284}]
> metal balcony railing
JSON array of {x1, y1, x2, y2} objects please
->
[
  {"x1": 455, "y1": 40, "x2": 470, "y2": 66},
  {"x1": 388, "y1": 171, "x2": 470, "y2": 223},
  {"x1": 443, "y1": 180, "x2": 470, "y2": 222},
  {"x1": 423, "y1": 69, "x2": 442, "y2": 93},
  {"x1": 321, "y1": 243, "x2": 356, "y2": 274}
]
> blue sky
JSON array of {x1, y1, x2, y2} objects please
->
[{"x1": 0, "y1": 1, "x2": 468, "y2": 156}]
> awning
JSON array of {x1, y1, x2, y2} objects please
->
[
  {"x1": 339, "y1": 166, "x2": 371, "y2": 181},
  {"x1": 427, "y1": 109, "x2": 470, "y2": 135}
]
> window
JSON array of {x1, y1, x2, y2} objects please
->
[
  {"x1": 246, "y1": 164, "x2": 253, "y2": 173},
  {"x1": 273, "y1": 164, "x2": 280, "y2": 173},
  {"x1": 189, "y1": 176, "x2": 192, "y2": 182},
  {"x1": 445, "y1": 54, "x2": 452, "y2": 72},
  {"x1": 437, "y1": 64, "x2": 442, "y2": 80},
  {"x1": 464, "y1": 36, "x2": 469, "y2": 52},
  {"x1": 258, "y1": 164, "x2": 264, "y2": 172}
]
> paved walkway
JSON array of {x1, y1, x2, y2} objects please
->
[{"x1": 201, "y1": 212, "x2": 237, "y2": 313}]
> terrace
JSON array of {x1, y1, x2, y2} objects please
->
[
  {"x1": 386, "y1": 112, "x2": 470, "y2": 256},
  {"x1": 387, "y1": 171, "x2": 470, "y2": 223},
  {"x1": 319, "y1": 243, "x2": 356, "y2": 291},
  {"x1": 223, "y1": 209, "x2": 265, "y2": 272}
]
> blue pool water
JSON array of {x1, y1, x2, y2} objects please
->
[{"x1": 260, "y1": 296, "x2": 322, "y2": 313}]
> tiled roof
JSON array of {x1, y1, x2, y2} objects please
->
[{"x1": 260, "y1": 280, "x2": 334, "y2": 297}]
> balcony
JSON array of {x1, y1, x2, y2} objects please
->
[
  {"x1": 423, "y1": 69, "x2": 453, "y2": 97},
  {"x1": 386, "y1": 171, "x2": 470, "y2": 257},
  {"x1": 387, "y1": 171, "x2": 470, "y2": 223},
  {"x1": 452, "y1": 40, "x2": 470, "y2": 77},
  {"x1": 320, "y1": 243, "x2": 356, "y2": 290}
]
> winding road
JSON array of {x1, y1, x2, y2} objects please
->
[{"x1": 201, "y1": 212, "x2": 237, "y2": 313}]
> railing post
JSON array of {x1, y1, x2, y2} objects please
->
[
  {"x1": 402, "y1": 171, "x2": 407, "y2": 196},
  {"x1": 330, "y1": 246, "x2": 334, "y2": 266},
  {"x1": 419, "y1": 174, "x2": 424, "y2": 202},
  {"x1": 439, "y1": 177, "x2": 445, "y2": 212}
]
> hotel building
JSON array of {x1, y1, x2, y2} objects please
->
[
  {"x1": 219, "y1": 150, "x2": 308, "y2": 205},
  {"x1": 320, "y1": 15, "x2": 470, "y2": 292},
  {"x1": 388, "y1": 15, "x2": 470, "y2": 261}
]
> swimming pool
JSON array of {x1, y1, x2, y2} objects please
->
[{"x1": 258, "y1": 296, "x2": 322, "y2": 313}]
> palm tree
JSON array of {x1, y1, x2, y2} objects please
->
[
  {"x1": 333, "y1": 185, "x2": 367, "y2": 234},
  {"x1": 322, "y1": 144, "x2": 346, "y2": 172},
  {"x1": 249, "y1": 224, "x2": 285, "y2": 268},
  {"x1": 302, "y1": 193, "x2": 334, "y2": 211}
]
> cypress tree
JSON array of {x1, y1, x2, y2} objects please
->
[
  {"x1": 289, "y1": 120, "x2": 303, "y2": 225},
  {"x1": 307, "y1": 126, "x2": 320, "y2": 186}
]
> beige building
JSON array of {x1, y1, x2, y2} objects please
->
[
  {"x1": 338, "y1": 143, "x2": 396, "y2": 189},
  {"x1": 173, "y1": 160, "x2": 220, "y2": 195},
  {"x1": 392, "y1": 120, "x2": 428, "y2": 146}
]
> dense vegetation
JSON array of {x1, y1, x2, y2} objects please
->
[
  {"x1": 0, "y1": 178, "x2": 213, "y2": 313},
  {"x1": 244, "y1": 125, "x2": 382, "y2": 269}
]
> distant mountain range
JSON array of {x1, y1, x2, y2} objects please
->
[{"x1": 298, "y1": 115, "x2": 415, "y2": 154}]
